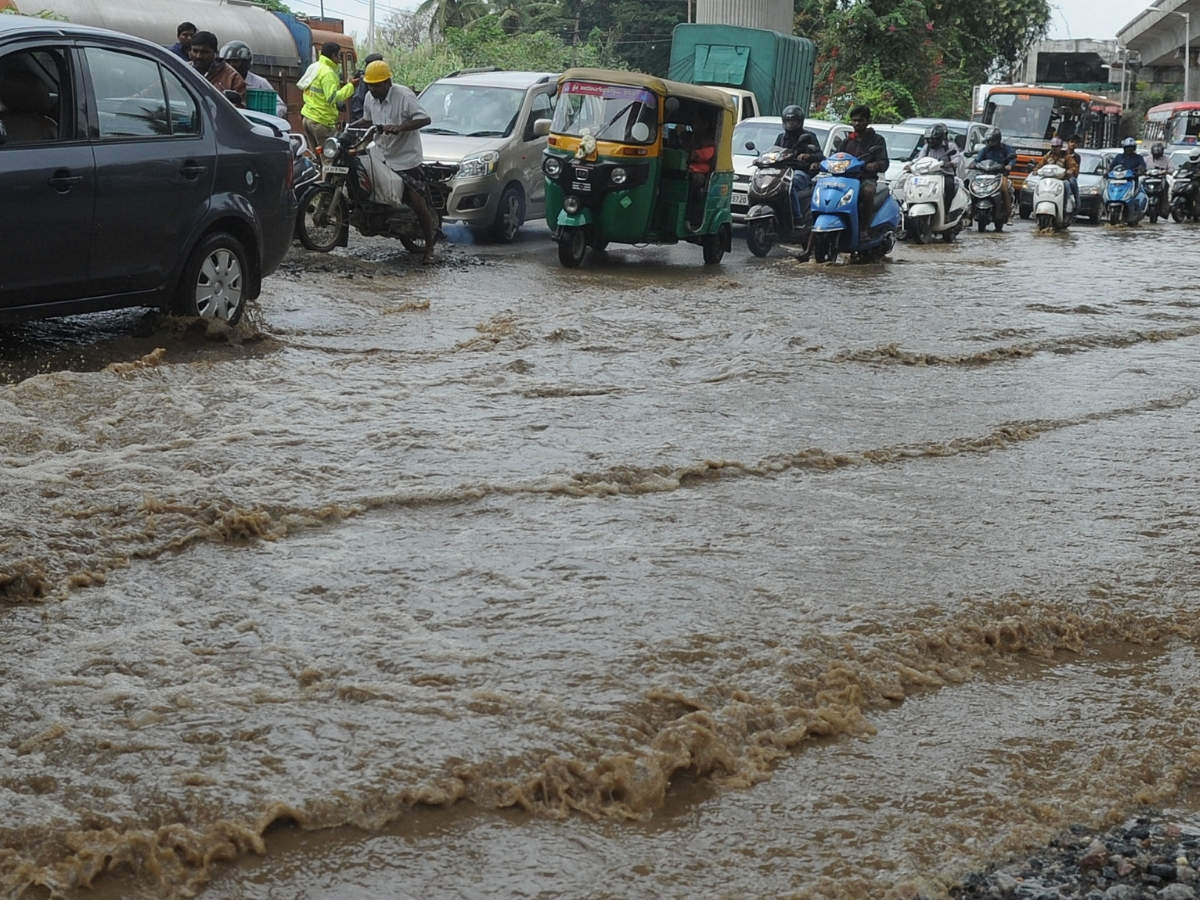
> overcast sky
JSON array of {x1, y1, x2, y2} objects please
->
[{"x1": 299, "y1": 0, "x2": 1144, "y2": 51}]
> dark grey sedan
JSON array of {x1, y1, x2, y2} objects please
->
[{"x1": 0, "y1": 15, "x2": 295, "y2": 324}]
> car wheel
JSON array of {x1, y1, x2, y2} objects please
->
[
  {"x1": 298, "y1": 186, "x2": 345, "y2": 253},
  {"x1": 490, "y1": 184, "x2": 525, "y2": 243},
  {"x1": 177, "y1": 232, "x2": 249, "y2": 324}
]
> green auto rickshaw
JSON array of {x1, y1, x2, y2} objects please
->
[{"x1": 541, "y1": 68, "x2": 735, "y2": 267}]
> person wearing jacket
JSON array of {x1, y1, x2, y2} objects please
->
[
  {"x1": 971, "y1": 126, "x2": 1017, "y2": 221},
  {"x1": 301, "y1": 42, "x2": 359, "y2": 155},
  {"x1": 189, "y1": 31, "x2": 245, "y2": 104},
  {"x1": 1108, "y1": 137, "x2": 1146, "y2": 179},
  {"x1": 350, "y1": 53, "x2": 384, "y2": 122},
  {"x1": 772, "y1": 104, "x2": 823, "y2": 222},
  {"x1": 834, "y1": 104, "x2": 889, "y2": 231}
]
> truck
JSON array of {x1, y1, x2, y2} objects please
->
[
  {"x1": 667, "y1": 23, "x2": 816, "y2": 121},
  {"x1": 0, "y1": 0, "x2": 357, "y2": 129}
]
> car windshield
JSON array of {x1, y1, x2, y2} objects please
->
[
  {"x1": 873, "y1": 127, "x2": 923, "y2": 161},
  {"x1": 733, "y1": 122, "x2": 780, "y2": 156},
  {"x1": 1078, "y1": 151, "x2": 1105, "y2": 175},
  {"x1": 419, "y1": 83, "x2": 526, "y2": 137},
  {"x1": 550, "y1": 80, "x2": 658, "y2": 145}
]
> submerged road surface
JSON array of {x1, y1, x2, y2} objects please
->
[{"x1": 2, "y1": 220, "x2": 1200, "y2": 899}]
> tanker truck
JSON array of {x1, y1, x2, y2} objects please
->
[{"x1": 0, "y1": 0, "x2": 356, "y2": 128}]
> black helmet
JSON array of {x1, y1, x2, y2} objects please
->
[
  {"x1": 984, "y1": 126, "x2": 1002, "y2": 145},
  {"x1": 781, "y1": 104, "x2": 804, "y2": 133},
  {"x1": 1151, "y1": 142, "x2": 1165, "y2": 156},
  {"x1": 925, "y1": 122, "x2": 948, "y2": 147},
  {"x1": 220, "y1": 40, "x2": 252, "y2": 61}
]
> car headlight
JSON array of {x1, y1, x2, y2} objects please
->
[
  {"x1": 543, "y1": 155, "x2": 563, "y2": 178},
  {"x1": 610, "y1": 166, "x2": 627, "y2": 185},
  {"x1": 563, "y1": 195, "x2": 581, "y2": 214},
  {"x1": 322, "y1": 137, "x2": 339, "y2": 160},
  {"x1": 457, "y1": 150, "x2": 500, "y2": 178}
]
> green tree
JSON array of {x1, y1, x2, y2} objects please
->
[{"x1": 416, "y1": 0, "x2": 489, "y2": 41}]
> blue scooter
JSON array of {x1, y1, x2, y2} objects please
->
[
  {"x1": 1103, "y1": 165, "x2": 1148, "y2": 226},
  {"x1": 810, "y1": 153, "x2": 902, "y2": 263}
]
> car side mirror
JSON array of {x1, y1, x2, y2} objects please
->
[
  {"x1": 533, "y1": 118, "x2": 551, "y2": 138},
  {"x1": 968, "y1": 142, "x2": 981, "y2": 154}
]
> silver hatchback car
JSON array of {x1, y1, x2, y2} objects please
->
[{"x1": 419, "y1": 69, "x2": 558, "y2": 242}]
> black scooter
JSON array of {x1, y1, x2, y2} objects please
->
[
  {"x1": 1143, "y1": 167, "x2": 1169, "y2": 223},
  {"x1": 743, "y1": 144, "x2": 814, "y2": 258},
  {"x1": 1170, "y1": 168, "x2": 1200, "y2": 223}
]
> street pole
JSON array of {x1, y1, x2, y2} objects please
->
[
  {"x1": 1183, "y1": 11, "x2": 1191, "y2": 101},
  {"x1": 687, "y1": 0, "x2": 692, "y2": 23},
  {"x1": 367, "y1": 0, "x2": 375, "y2": 52}
]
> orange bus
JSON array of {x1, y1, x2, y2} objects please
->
[
  {"x1": 1144, "y1": 101, "x2": 1200, "y2": 146},
  {"x1": 978, "y1": 86, "x2": 1122, "y2": 187}
]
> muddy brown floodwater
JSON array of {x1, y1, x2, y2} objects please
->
[{"x1": 2, "y1": 220, "x2": 1200, "y2": 899}]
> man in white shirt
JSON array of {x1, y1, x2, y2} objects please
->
[{"x1": 349, "y1": 59, "x2": 438, "y2": 262}]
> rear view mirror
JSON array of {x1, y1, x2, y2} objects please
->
[
  {"x1": 533, "y1": 118, "x2": 551, "y2": 138},
  {"x1": 968, "y1": 142, "x2": 981, "y2": 154}
]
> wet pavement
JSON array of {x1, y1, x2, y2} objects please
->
[{"x1": 2, "y1": 217, "x2": 1200, "y2": 899}]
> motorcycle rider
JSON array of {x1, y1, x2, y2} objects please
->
[
  {"x1": 1108, "y1": 136, "x2": 1147, "y2": 180},
  {"x1": 834, "y1": 104, "x2": 889, "y2": 232},
  {"x1": 1037, "y1": 136, "x2": 1079, "y2": 213},
  {"x1": 917, "y1": 122, "x2": 961, "y2": 209},
  {"x1": 1174, "y1": 148, "x2": 1200, "y2": 215},
  {"x1": 1143, "y1": 141, "x2": 1174, "y2": 217},
  {"x1": 971, "y1": 126, "x2": 1016, "y2": 220},
  {"x1": 348, "y1": 59, "x2": 438, "y2": 263},
  {"x1": 772, "y1": 104, "x2": 824, "y2": 224}
]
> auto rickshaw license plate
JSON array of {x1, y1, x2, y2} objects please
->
[{"x1": 571, "y1": 182, "x2": 592, "y2": 192}]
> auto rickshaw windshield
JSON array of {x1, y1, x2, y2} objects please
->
[{"x1": 551, "y1": 81, "x2": 658, "y2": 145}]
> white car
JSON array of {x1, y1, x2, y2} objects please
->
[
  {"x1": 731, "y1": 116, "x2": 851, "y2": 222},
  {"x1": 869, "y1": 124, "x2": 927, "y2": 187}
]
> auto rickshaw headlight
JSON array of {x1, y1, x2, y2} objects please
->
[
  {"x1": 610, "y1": 166, "x2": 628, "y2": 185},
  {"x1": 322, "y1": 137, "x2": 339, "y2": 160},
  {"x1": 543, "y1": 156, "x2": 563, "y2": 178},
  {"x1": 563, "y1": 195, "x2": 582, "y2": 214}
]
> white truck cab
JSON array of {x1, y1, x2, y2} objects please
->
[{"x1": 709, "y1": 87, "x2": 759, "y2": 122}]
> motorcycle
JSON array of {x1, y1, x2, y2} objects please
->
[
  {"x1": 290, "y1": 134, "x2": 323, "y2": 239},
  {"x1": 965, "y1": 158, "x2": 1009, "y2": 232},
  {"x1": 744, "y1": 146, "x2": 814, "y2": 257},
  {"x1": 1103, "y1": 165, "x2": 1148, "y2": 226},
  {"x1": 809, "y1": 152, "x2": 902, "y2": 264},
  {"x1": 298, "y1": 125, "x2": 458, "y2": 254},
  {"x1": 1170, "y1": 168, "x2": 1200, "y2": 222},
  {"x1": 1142, "y1": 166, "x2": 1169, "y2": 223},
  {"x1": 1032, "y1": 164, "x2": 1074, "y2": 232},
  {"x1": 896, "y1": 156, "x2": 968, "y2": 243}
]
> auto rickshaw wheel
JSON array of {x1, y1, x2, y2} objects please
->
[
  {"x1": 557, "y1": 227, "x2": 587, "y2": 267},
  {"x1": 702, "y1": 231, "x2": 725, "y2": 265}
]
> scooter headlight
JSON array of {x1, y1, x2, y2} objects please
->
[
  {"x1": 322, "y1": 137, "x2": 339, "y2": 160},
  {"x1": 543, "y1": 155, "x2": 563, "y2": 178},
  {"x1": 610, "y1": 166, "x2": 628, "y2": 185},
  {"x1": 563, "y1": 195, "x2": 582, "y2": 214},
  {"x1": 837, "y1": 188, "x2": 855, "y2": 207}
]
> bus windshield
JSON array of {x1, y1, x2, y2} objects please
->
[
  {"x1": 985, "y1": 93, "x2": 1088, "y2": 141},
  {"x1": 551, "y1": 81, "x2": 659, "y2": 145},
  {"x1": 1168, "y1": 110, "x2": 1200, "y2": 144}
]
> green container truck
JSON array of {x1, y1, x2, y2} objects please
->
[{"x1": 667, "y1": 24, "x2": 816, "y2": 119}]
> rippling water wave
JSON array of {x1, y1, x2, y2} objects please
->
[{"x1": 2, "y1": 224, "x2": 1200, "y2": 898}]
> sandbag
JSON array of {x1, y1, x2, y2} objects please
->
[{"x1": 364, "y1": 144, "x2": 408, "y2": 208}]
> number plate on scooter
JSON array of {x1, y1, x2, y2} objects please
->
[{"x1": 325, "y1": 165, "x2": 349, "y2": 175}]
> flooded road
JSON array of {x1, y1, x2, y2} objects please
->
[{"x1": 3, "y1": 219, "x2": 1200, "y2": 899}]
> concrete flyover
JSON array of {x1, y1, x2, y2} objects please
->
[{"x1": 1118, "y1": 0, "x2": 1199, "y2": 99}]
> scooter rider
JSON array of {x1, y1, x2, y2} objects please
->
[
  {"x1": 1038, "y1": 137, "x2": 1079, "y2": 211},
  {"x1": 972, "y1": 126, "x2": 1016, "y2": 220},
  {"x1": 773, "y1": 104, "x2": 824, "y2": 223},
  {"x1": 1144, "y1": 141, "x2": 1174, "y2": 217},
  {"x1": 1109, "y1": 137, "x2": 1146, "y2": 180},
  {"x1": 835, "y1": 104, "x2": 889, "y2": 231},
  {"x1": 919, "y1": 122, "x2": 961, "y2": 209}
]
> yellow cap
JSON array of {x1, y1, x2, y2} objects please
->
[{"x1": 363, "y1": 59, "x2": 392, "y2": 84}]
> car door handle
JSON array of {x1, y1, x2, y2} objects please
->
[
  {"x1": 180, "y1": 162, "x2": 208, "y2": 178},
  {"x1": 48, "y1": 169, "x2": 83, "y2": 192}
]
